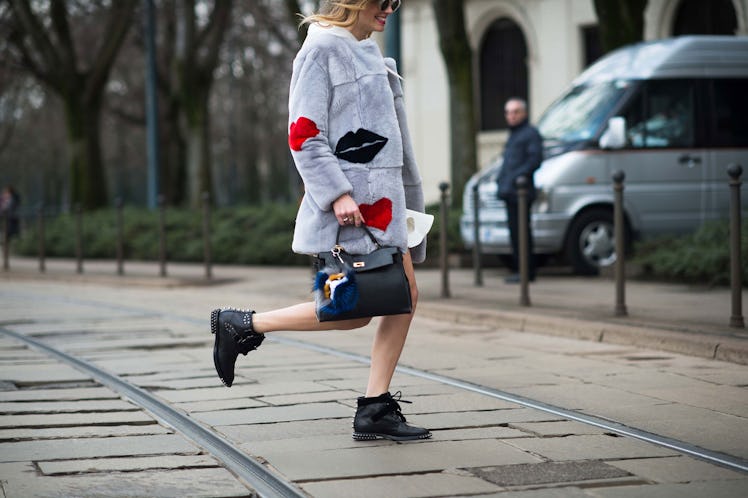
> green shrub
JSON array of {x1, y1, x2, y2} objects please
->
[
  {"x1": 632, "y1": 219, "x2": 748, "y2": 286},
  {"x1": 14, "y1": 205, "x2": 308, "y2": 266}
]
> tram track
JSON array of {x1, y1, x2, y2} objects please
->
[
  {"x1": 1, "y1": 290, "x2": 747, "y2": 497},
  {"x1": 1, "y1": 327, "x2": 308, "y2": 498}
]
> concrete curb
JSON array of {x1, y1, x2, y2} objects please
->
[{"x1": 417, "y1": 302, "x2": 748, "y2": 366}]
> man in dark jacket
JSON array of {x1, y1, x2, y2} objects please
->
[{"x1": 497, "y1": 98, "x2": 543, "y2": 283}]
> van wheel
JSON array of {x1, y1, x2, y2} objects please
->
[{"x1": 565, "y1": 209, "x2": 616, "y2": 275}]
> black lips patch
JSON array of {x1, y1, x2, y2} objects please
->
[{"x1": 334, "y1": 129, "x2": 388, "y2": 163}]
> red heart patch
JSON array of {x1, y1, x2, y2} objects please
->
[
  {"x1": 359, "y1": 198, "x2": 392, "y2": 232},
  {"x1": 289, "y1": 117, "x2": 319, "y2": 151}
]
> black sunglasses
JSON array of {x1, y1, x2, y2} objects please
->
[{"x1": 379, "y1": 0, "x2": 401, "y2": 12}]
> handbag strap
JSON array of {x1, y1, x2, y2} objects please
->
[{"x1": 334, "y1": 224, "x2": 382, "y2": 249}]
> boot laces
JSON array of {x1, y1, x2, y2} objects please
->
[
  {"x1": 235, "y1": 332, "x2": 264, "y2": 354},
  {"x1": 224, "y1": 310, "x2": 264, "y2": 355},
  {"x1": 375, "y1": 391, "x2": 411, "y2": 422}
]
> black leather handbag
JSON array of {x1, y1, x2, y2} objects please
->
[{"x1": 314, "y1": 226, "x2": 412, "y2": 322}]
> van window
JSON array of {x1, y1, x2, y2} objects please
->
[
  {"x1": 710, "y1": 79, "x2": 748, "y2": 147},
  {"x1": 624, "y1": 80, "x2": 696, "y2": 148},
  {"x1": 537, "y1": 80, "x2": 630, "y2": 143}
]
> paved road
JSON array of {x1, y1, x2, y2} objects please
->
[{"x1": 0, "y1": 260, "x2": 747, "y2": 496}]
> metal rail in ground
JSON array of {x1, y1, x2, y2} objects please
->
[
  {"x1": 0, "y1": 327, "x2": 307, "y2": 498},
  {"x1": 268, "y1": 334, "x2": 748, "y2": 474}
]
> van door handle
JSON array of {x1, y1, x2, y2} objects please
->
[{"x1": 678, "y1": 154, "x2": 702, "y2": 167}]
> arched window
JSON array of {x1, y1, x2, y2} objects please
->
[
  {"x1": 479, "y1": 18, "x2": 528, "y2": 130},
  {"x1": 673, "y1": 0, "x2": 737, "y2": 35}
]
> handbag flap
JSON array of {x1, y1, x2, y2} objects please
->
[
  {"x1": 317, "y1": 227, "x2": 401, "y2": 274},
  {"x1": 326, "y1": 247, "x2": 399, "y2": 273},
  {"x1": 347, "y1": 247, "x2": 399, "y2": 272}
]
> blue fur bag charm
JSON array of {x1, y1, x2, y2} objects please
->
[{"x1": 313, "y1": 265, "x2": 359, "y2": 317}]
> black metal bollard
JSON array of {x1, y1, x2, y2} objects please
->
[
  {"x1": 2, "y1": 212, "x2": 8, "y2": 271},
  {"x1": 613, "y1": 171, "x2": 627, "y2": 316},
  {"x1": 158, "y1": 195, "x2": 167, "y2": 277},
  {"x1": 439, "y1": 182, "x2": 451, "y2": 298},
  {"x1": 202, "y1": 192, "x2": 212, "y2": 280},
  {"x1": 75, "y1": 204, "x2": 83, "y2": 274},
  {"x1": 728, "y1": 164, "x2": 744, "y2": 328},
  {"x1": 516, "y1": 176, "x2": 531, "y2": 306},
  {"x1": 38, "y1": 205, "x2": 45, "y2": 273},
  {"x1": 471, "y1": 182, "x2": 483, "y2": 287},
  {"x1": 116, "y1": 198, "x2": 124, "y2": 276}
]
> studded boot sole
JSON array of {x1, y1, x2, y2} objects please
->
[
  {"x1": 352, "y1": 430, "x2": 432, "y2": 442},
  {"x1": 352, "y1": 392, "x2": 432, "y2": 441}
]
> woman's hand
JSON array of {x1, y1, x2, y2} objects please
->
[{"x1": 332, "y1": 194, "x2": 365, "y2": 227}]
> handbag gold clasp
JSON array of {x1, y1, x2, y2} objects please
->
[{"x1": 353, "y1": 261, "x2": 365, "y2": 268}]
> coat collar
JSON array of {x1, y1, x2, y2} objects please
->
[{"x1": 308, "y1": 23, "x2": 364, "y2": 44}]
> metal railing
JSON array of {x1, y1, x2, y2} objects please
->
[{"x1": 2, "y1": 193, "x2": 214, "y2": 281}]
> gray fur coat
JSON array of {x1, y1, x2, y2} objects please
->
[{"x1": 288, "y1": 24, "x2": 426, "y2": 263}]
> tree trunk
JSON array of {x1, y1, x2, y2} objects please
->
[
  {"x1": 432, "y1": 0, "x2": 477, "y2": 205},
  {"x1": 183, "y1": 90, "x2": 212, "y2": 207},
  {"x1": 172, "y1": 0, "x2": 232, "y2": 207},
  {"x1": 160, "y1": 104, "x2": 187, "y2": 206},
  {"x1": 6, "y1": 0, "x2": 137, "y2": 209},
  {"x1": 593, "y1": 0, "x2": 648, "y2": 53},
  {"x1": 64, "y1": 91, "x2": 108, "y2": 208}
]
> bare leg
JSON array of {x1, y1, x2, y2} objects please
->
[
  {"x1": 252, "y1": 302, "x2": 370, "y2": 333},
  {"x1": 365, "y1": 250, "x2": 417, "y2": 397}
]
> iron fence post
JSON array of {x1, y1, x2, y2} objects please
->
[
  {"x1": 75, "y1": 204, "x2": 83, "y2": 274},
  {"x1": 728, "y1": 163, "x2": 744, "y2": 328},
  {"x1": 439, "y1": 182, "x2": 451, "y2": 298},
  {"x1": 613, "y1": 170, "x2": 627, "y2": 316},
  {"x1": 158, "y1": 195, "x2": 167, "y2": 277},
  {"x1": 471, "y1": 182, "x2": 483, "y2": 287},
  {"x1": 38, "y1": 205, "x2": 45, "y2": 273},
  {"x1": 2, "y1": 212, "x2": 8, "y2": 271},
  {"x1": 516, "y1": 176, "x2": 531, "y2": 306},
  {"x1": 202, "y1": 192, "x2": 212, "y2": 280},
  {"x1": 116, "y1": 198, "x2": 124, "y2": 276}
]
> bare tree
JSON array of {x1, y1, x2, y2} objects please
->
[
  {"x1": 5, "y1": 0, "x2": 137, "y2": 209},
  {"x1": 3, "y1": 0, "x2": 305, "y2": 208},
  {"x1": 211, "y1": 0, "x2": 300, "y2": 205},
  {"x1": 432, "y1": 0, "x2": 477, "y2": 204},
  {"x1": 170, "y1": 0, "x2": 233, "y2": 207},
  {"x1": 593, "y1": 0, "x2": 648, "y2": 53}
]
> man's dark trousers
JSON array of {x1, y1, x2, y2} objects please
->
[{"x1": 505, "y1": 198, "x2": 535, "y2": 280}]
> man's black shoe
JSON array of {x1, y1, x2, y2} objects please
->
[
  {"x1": 211, "y1": 308, "x2": 264, "y2": 387},
  {"x1": 352, "y1": 391, "x2": 431, "y2": 441}
]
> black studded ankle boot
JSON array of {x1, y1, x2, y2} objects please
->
[
  {"x1": 211, "y1": 308, "x2": 265, "y2": 387},
  {"x1": 352, "y1": 391, "x2": 432, "y2": 441}
]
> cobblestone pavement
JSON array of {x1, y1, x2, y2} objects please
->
[{"x1": 0, "y1": 261, "x2": 747, "y2": 497}]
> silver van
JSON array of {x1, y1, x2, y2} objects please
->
[{"x1": 461, "y1": 36, "x2": 748, "y2": 274}]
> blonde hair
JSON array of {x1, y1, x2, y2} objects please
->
[{"x1": 300, "y1": 0, "x2": 371, "y2": 29}]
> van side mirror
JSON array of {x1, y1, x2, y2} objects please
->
[{"x1": 599, "y1": 117, "x2": 626, "y2": 149}]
